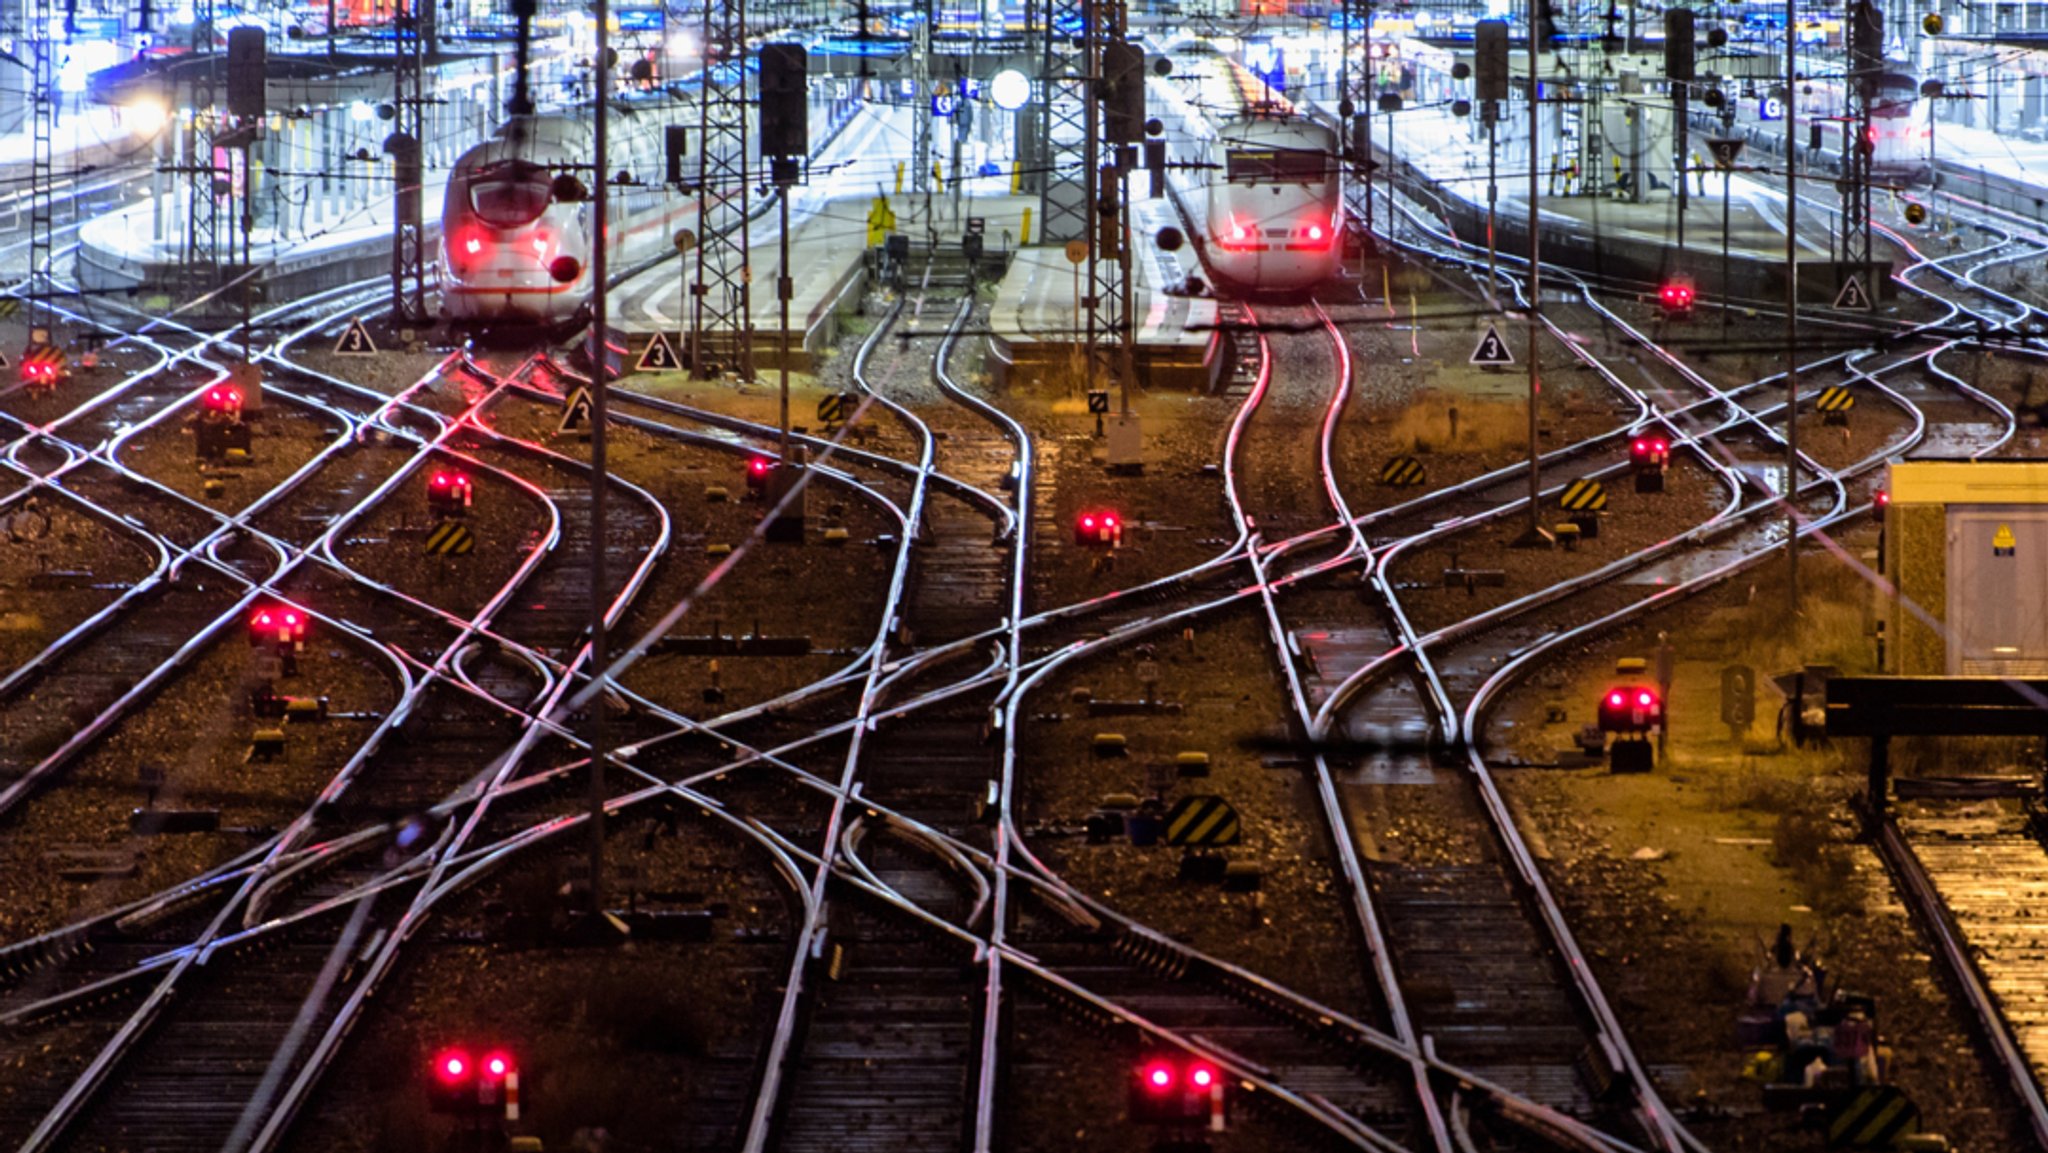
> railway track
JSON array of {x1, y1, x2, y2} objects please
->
[
  {"x1": 765, "y1": 285, "x2": 1011, "y2": 1152},
  {"x1": 5, "y1": 122, "x2": 2047, "y2": 1153}
]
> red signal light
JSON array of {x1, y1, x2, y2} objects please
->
[
  {"x1": 750, "y1": 458, "x2": 770, "y2": 475},
  {"x1": 1599, "y1": 683, "x2": 1661, "y2": 733},
  {"x1": 1875, "y1": 489, "x2": 1890, "y2": 508},
  {"x1": 432, "y1": 472, "x2": 449, "y2": 487},
  {"x1": 1130, "y1": 1055, "x2": 1228, "y2": 1123},
  {"x1": 437, "y1": 1051, "x2": 468, "y2": 1081},
  {"x1": 483, "y1": 1052, "x2": 511, "y2": 1079},
  {"x1": 1076, "y1": 509, "x2": 1123, "y2": 547}
]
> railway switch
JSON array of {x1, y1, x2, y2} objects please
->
[
  {"x1": 1076, "y1": 510, "x2": 1123, "y2": 547},
  {"x1": 428, "y1": 471, "x2": 474, "y2": 516}
]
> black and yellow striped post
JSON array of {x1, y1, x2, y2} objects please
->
[
  {"x1": 1817, "y1": 386, "x2": 1855, "y2": 427},
  {"x1": 424, "y1": 521, "x2": 475, "y2": 556},
  {"x1": 1558, "y1": 478, "x2": 1608, "y2": 539}
]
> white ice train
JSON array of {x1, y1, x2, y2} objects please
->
[
  {"x1": 441, "y1": 103, "x2": 698, "y2": 328},
  {"x1": 1157, "y1": 49, "x2": 1344, "y2": 296},
  {"x1": 1721, "y1": 71, "x2": 1930, "y2": 181}
]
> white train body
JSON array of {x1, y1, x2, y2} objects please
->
[
  {"x1": 441, "y1": 106, "x2": 696, "y2": 327},
  {"x1": 1202, "y1": 116, "x2": 1342, "y2": 293},
  {"x1": 1158, "y1": 50, "x2": 1343, "y2": 296},
  {"x1": 1723, "y1": 72, "x2": 1929, "y2": 180}
]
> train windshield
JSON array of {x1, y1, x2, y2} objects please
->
[
  {"x1": 1226, "y1": 148, "x2": 1329, "y2": 183},
  {"x1": 1872, "y1": 74, "x2": 1918, "y2": 119},
  {"x1": 468, "y1": 160, "x2": 553, "y2": 228}
]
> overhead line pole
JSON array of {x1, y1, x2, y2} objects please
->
[
  {"x1": 586, "y1": 0, "x2": 614, "y2": 923},
  {"x1": 1784, "y1": 0, "x2": 1800, "y2": 617},
  {"x1": 1516, "y1": 22, "x2": 1549, "y2": 549}
]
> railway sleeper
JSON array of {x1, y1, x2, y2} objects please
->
[
  {"x1": 3, "y1": 963, "x2": 156, "y2": 1031},
  {"x1": 1112, "y1": 925, "x2": 1195, "y2": 980},
  {"x1": 0, "y1": 928, "x2": 91, "y2": 986}
]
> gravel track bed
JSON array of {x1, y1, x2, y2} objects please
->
[
  {"x1": 1389, "y1": 454, "x2": 1728, "y2": 635},
  {"x1": 0, "y1": 345, "x2": 173, "y2": 432},
  {"x1": 241, "y1": 440, "x2": 424, "y2": 549},
  {"x1": 290, "y1": 347, "x2": 460, "y2": 410},
  {"x1": 484, "y1": 392, "x2": 898, "y2": 716},
  {"x1": 329, "y1": 453, "x2": 541, "y2": 621},
  {"x1": 287, "y1": 807, "x2": 796, "y2": 1152},
  {"x1": 0, "y1": 631, "x2": 394, "y2": 941},
  {"x1": 0, "y1": 499, "x2": 155, "y2": 676},
  {"x1": 116, "y1": 392, "x2": 347, "y2": 509},
  {"x1": 1325, "y1": 283, "x2": 1636, "y2": 517},
  {"x1": 1021, "y1": 606, "x2": 1377, "y2": 1024},
  {"x1": 1486, "y1": 534, "x2": 2028, "y2": 1152},
  {"x1": 1005, "y1": 983, "x2": 1358, "y2": 1153}
]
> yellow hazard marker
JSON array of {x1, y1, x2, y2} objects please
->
[
  {"x1": 424, "y1": 521, "x2": 475, "y2": 556},
  {"x1": 1558, "y1": 478, "x2": 1608, "y2": 511},
  {"x1": 1164, "y1": 795, "x2": 1242, "y2": 846},
  {"x1": 1380, "y1": 455, "x2": 1426, "y2": 487},
  {"x1": 1995, "y1": 524, "x2": 2017, "y2": 557},
  {"x1": 1826, "y1": 1086, "x2": 1920, "y2": 1149}
]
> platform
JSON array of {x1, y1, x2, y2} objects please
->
[
  {"x1": 986, "y1": 196, "x2": 1222, "y2": 392},
  {"x1": 1368, "y1": 105, "x2": 1883, "y2": 306},
  {"x1": 0, "y1": 105, "x2": 154, "y2": 179},
  {"x1": 609, "y1": 104, "x2": 1038, "y2": 373},
  {"x1": 1921, "y1": 120, "x2": 2048, "y2": 223},
  {"x1": 72, "y1": 95, "x2": 874, "y2": 322}
]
